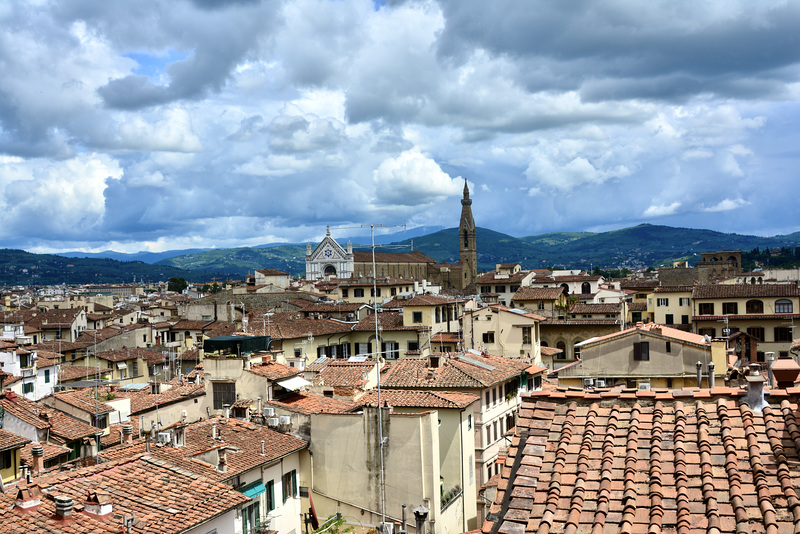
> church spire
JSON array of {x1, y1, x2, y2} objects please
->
[{"x1": 459, "y1": 179, "x2": 477, "y2": 287}]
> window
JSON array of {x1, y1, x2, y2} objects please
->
[
  {"x1": 776, "y1": 299, "x2": 794, "y2": 313},
  {"x1": 633, "y1": 341, "x2": 649, "y2": 361},
  {"x1": 775, "y1": 327, "x2": 793, "y2": 342},
  {"x1": 679, "y1": 298, "x2": 690, "y2": 306},
  {"x1": 282, "y1": 470, "x2": 297, "y2": 502},
  {"x1": 412, "y1": 311, "x2": 423, "y2": 323},
  {"x1": 132, "y1": 361, "x2": 139, "y2": 377},
  {"x1": 698, "y1": 328, "x2": 716, "y2": 338},
  {"x1": 468, "y1": 415, "x2": 472, "y2": 430},
  {"x1": 538, "y1": 301, "x2": 545, "y2": 310},
  {"x1": 435, "y1": 308, "x2": 441, "y2": 323},
  {"x1": 370, "y1": 287, "x2": 381, "y2": 297},
  {"x1": 556, "y1": 341, "x2": 567, "y2": 360},
  {"x1": 495, "y1": 286, "x2": 506, "y2": 294},
  {"x1": 492, "y1": 388, "x2": 497, "y2": 405},
  {"x1": 656, "y1": 298, "x2": 669, "y2": 307},
  {"x1": 23, "y1": 382, "x2": 34, "y2": 394},
  {"x1": 382, "y1": 342, "x2": 399, "y2": 359},
  {"x1": 0, "y1": 450, "x2": 11, "y2": 470},
  {"x1": 266, "y1": 480, "x2": 275, "y2": 511},
  {"x1": 354, "y1": 288, "x2": 364, "y2": 298},
  {"x1": 482, "y1": 332, "x2": 495, "y2": 344},
  {"x1": 681, "y1": 315, "x2": 689, "y2": 325},
  {"x1": 522, "y1": 326, "x2": 532, "y2": 345},
  {"x1": 745, "y1": 300, "x2": 764, "y2": 314},
  {"x1": 94, "y1": 413, "x2": 107, "y2": 429},
  {"x1": 747, "y1": 327, "x2": 765, "y2": 342},
  {"x1": 44, "y1": 369, "x2": 50, "y2": 383},
  {"x1": 485, "y1": 391, "x2": 490, "y2": 406},
  {"x1": 722, "y1": 302, "x2": 738, "y2": 315},
  {"x1": 243, "y1": 501, "x2": 261, "y2": 534},
  {"x1": 212, "y1": 382, "x2": 236, "y2": 410},
  {"x1": 20, "y1": 353, "x2": 31, "y2": 368},
  {"x1": 341, "y1": 288, "x2": 348, "y2": 298},
  {"x1": 665, "y1": 314, "x2": 674, "y2": 325},
  {"x1": 407, "y1": 341, "x2": 419, "y2": 352},
  {"x1": 698, "y1": 303, "x2": 714, "y2": 315},
  {"x1": 390, "y1": 288, "x2": 397, "y2": 296},
  {"x1": 294, "y1": 348, "x2": 302, "y2": 358},
  {"x1": 666, "y1": 342, "x2": 671, "y2": 353}
]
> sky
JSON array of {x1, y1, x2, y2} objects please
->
[{"x1": 1, "y1": 0, "x2": 799, "y2": 254}]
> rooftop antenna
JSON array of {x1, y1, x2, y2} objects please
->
[{"x1": 331, "y1": 222, "x2": 405, "y2": 526}]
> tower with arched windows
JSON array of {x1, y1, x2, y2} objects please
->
[{"x1": 459, "y1": 180, "x2": 478, "y2": 286}]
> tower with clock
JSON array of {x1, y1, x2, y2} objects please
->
[{"x1": 305, "y1": 226, "x2": 354, "y2": 281}]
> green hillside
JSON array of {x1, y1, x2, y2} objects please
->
[{"x1": 3, "y1": 224, "x2": 800, "y2": 285}]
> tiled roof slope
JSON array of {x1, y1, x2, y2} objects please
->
[
  {"x1": 352, "y1": 311, "x2": 417, "y2": 331},
  {"x1": 247, "y1": 361, "x2": 300, "y2": 381},
  {"x1": 358, "y1": 389, "x2": 479, "y2": 409},
  {"x1": 569, "y1": 302, "x2": 621, "y2": 314},
  {"x1": 381, "y1": 352, "x2": 530, "y2": 390},
  {"x1": 512, "y1": 287, "x2": 564, "y2": 301},
  {"x1": 265, "y1": 391, "x2": 359, "y2": 415},
  {"x1": 38, "y1": 453, "x2": 248, "y2": 533},
  {"x1": 483, "y1": 388, "x2": 800, "y2": 534},
  {"x1": 313, "y1": 361, "x2": 378, "y2": 387},
  {"x1": 693, "y1": 283, "x2": 800, "y2": 299}
]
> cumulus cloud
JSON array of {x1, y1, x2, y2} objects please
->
[
  {"x1": 643, "y1": 202, "x2": 682, "y2": 218},
  {"x1": 703, "y1": 198, "x2": 750, "y2": 212},
  {"x1": 372, "y1": 149, "x2": 462, "y2": 207},
  {"x1": 0, "y1": 0, "x2": 798, "y2": 252}
]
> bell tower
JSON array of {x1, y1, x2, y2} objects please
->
[{"x1": 459, "y1": 179, "x2": 477, "y2": 286}]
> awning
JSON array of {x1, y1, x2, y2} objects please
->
[
  {"x1": 240, "y1": 481, "x2": 266, "y2": 499},
  {"x1": 276, "y1": 376, "x2": 311, "y2": 391},
  {"x1": 115, "y1": 362, "x2": 128, "y2": 369}
]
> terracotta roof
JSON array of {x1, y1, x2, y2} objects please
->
[
  {"x1": 352, "y1": 250, "x2": 434, "y2": 264},
  {"x1": 582, "y1": 322, "x2": 709, "y2": 348},
  {"x1": 20, "y1": 441, "x2": 71, "y2": 464},
  {"x1": 255, "y1": 313, "x2": 351, "y2": 340},
  {"x1": 58, "y1": 364, "x2": 111, "y2": 382},
  {"x1": 381, "y1": 294, "x2": 464, "y2": 308},
  {"x1": 265, "y1": 391, "x2": 359, "y2": 415},
  {"x1": 52, "y1": 391, "x2": 114, "y2": 415},
  {"x1": 693, "y1": 283, "x2": 800, "y2": 299},
  {"x1": 569, "y1": 302, "x2": 621, "y2": 314},
  {"x1": 247, "y1": 361, "x2": 300, "y2": 381},
  {"x1": 653, "y1": 285, "x2": 695, "y2": 293},
  {"x1": 47, "y1": 410, "x2": 102, "y2": 442},
  {"x1": 64, "y1": 380, "x2": 206, "y2": 416},
  {"x1": 25, "y1": 308, "x2": 83, "y2": 330},
  {"x1": 512, "y1": 287, "x2": 564, "y2": 301},
  {"x1": 0, "y1": 393, "x2": 52, "y2": 430},
  {"x1": 358, "y1": 389, "x2": 479, "y2": 409},
  {"x1": 337, "y1": 276, "x2": 415, "y2": 287},
  {"x1": 431, "y1": 332, "x2": 463, "y2": 344},
  {"x1": 289, "y1": 300, "x2": 362, "y2": 312},
  {"x1": 94, "y1": 347, "x2": 165, "y2": 363},
  {"x1": 313, "y1": 361, "x2": 378, "y2": 387},
  {"x1": 627, "y1": 302, "x2": 648, "y2": 311},
  {"x1": 483, "y1": 387, "x2": 800, "y2": 534},
  {"x1": 541, "y1": 318, "x2": 620, "y2": 326},
  {"x1": 0, "y1": 427, "x2": 30, "y2": 451},
  {"x1": 36, "y1": 453, "x2": 249, "y2": 533},
  {"x1": 540, "y1": 346, "x2": 563, "y2": 357},
  {"x1": 352, "y1": 311, "x2": 417, "y2": 332},
  {"x1": 256, "y1": 268, "x2": 289, "y2": 276},
  {"x1": 553, "y1": 274, "x2": 602, "y2": 282},
  {"x1": 381, "y1": 352, "x2": 531, "y2": 390},
  {"x1": 170, "y1": 319, "x2": 215, "y2": 331}
]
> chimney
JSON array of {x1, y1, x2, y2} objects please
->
[
  {"x1": 31, "y1": 444, "x2": 44, "y2": 475},
  {"x1": 211, "y1": 421, "x2": 217, "y2": 440},
  {"x1": 14, "y1": 482, "x2": 42, "y2": 512},
  {"x1": 122, "y1": 424, "x2": 133, "y2": 444},
  {"x1": 217, "y1": 447, "x2": 228, "y2": 473},
  {"x1": 744, "y1": 364, "x2": 768, "y2": 413},
  {"x1": 770, "y1": 352, "x2": 800, "y2": 389},
  {"x1": 708, "y1": 361, "x2": 715, "y2": 388},
  {"x1": 54, "y1": 495, "x2": 74, "y2": 521},
  {"x1": 223, "y1": 404, "x2": 230, "y2": 420},
  {"x1": 84, "y1": 490, "x2": 113, "y2": 519}
]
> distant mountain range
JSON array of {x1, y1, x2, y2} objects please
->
[{"x1": 2, "y1": 224, "x2": 799, "y2": 286}]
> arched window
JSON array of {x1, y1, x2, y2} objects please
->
[
  {"x1": 581, "y1": 282, "x2": 591, "y2": 294},
  {"x1": 750, "y1": 277, "x2": 756, "y2": 285},
  {"x1": 463, "y1": 232, "x2": 468, "y2": 248},
  {"x1": 556, "y1": 341, "x2": 566, "y2": 360},
  {"x1": 745, "y1": 300, "x2": 763, "y2": 314},
  {"x1": 324, "y1": 265, "x2": 337, "y2": 276},
  {"x1": 560, "y1": 283, "x2": 570, "y2": 294},
  {"x1": 776, "y1": 299, "x2": 793, "y2": 313}
]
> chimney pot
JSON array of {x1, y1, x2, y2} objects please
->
[{"x1": 54, "y1": 495, "x2": 74, "y2": 520}]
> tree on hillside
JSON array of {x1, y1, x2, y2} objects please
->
[{"x1": 168, "y1": 276, "x2": 188, "y2": 293}]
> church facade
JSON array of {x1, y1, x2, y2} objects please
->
[{"x1": 305, "y1": 181, "x2": 478, "y2": 291}]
